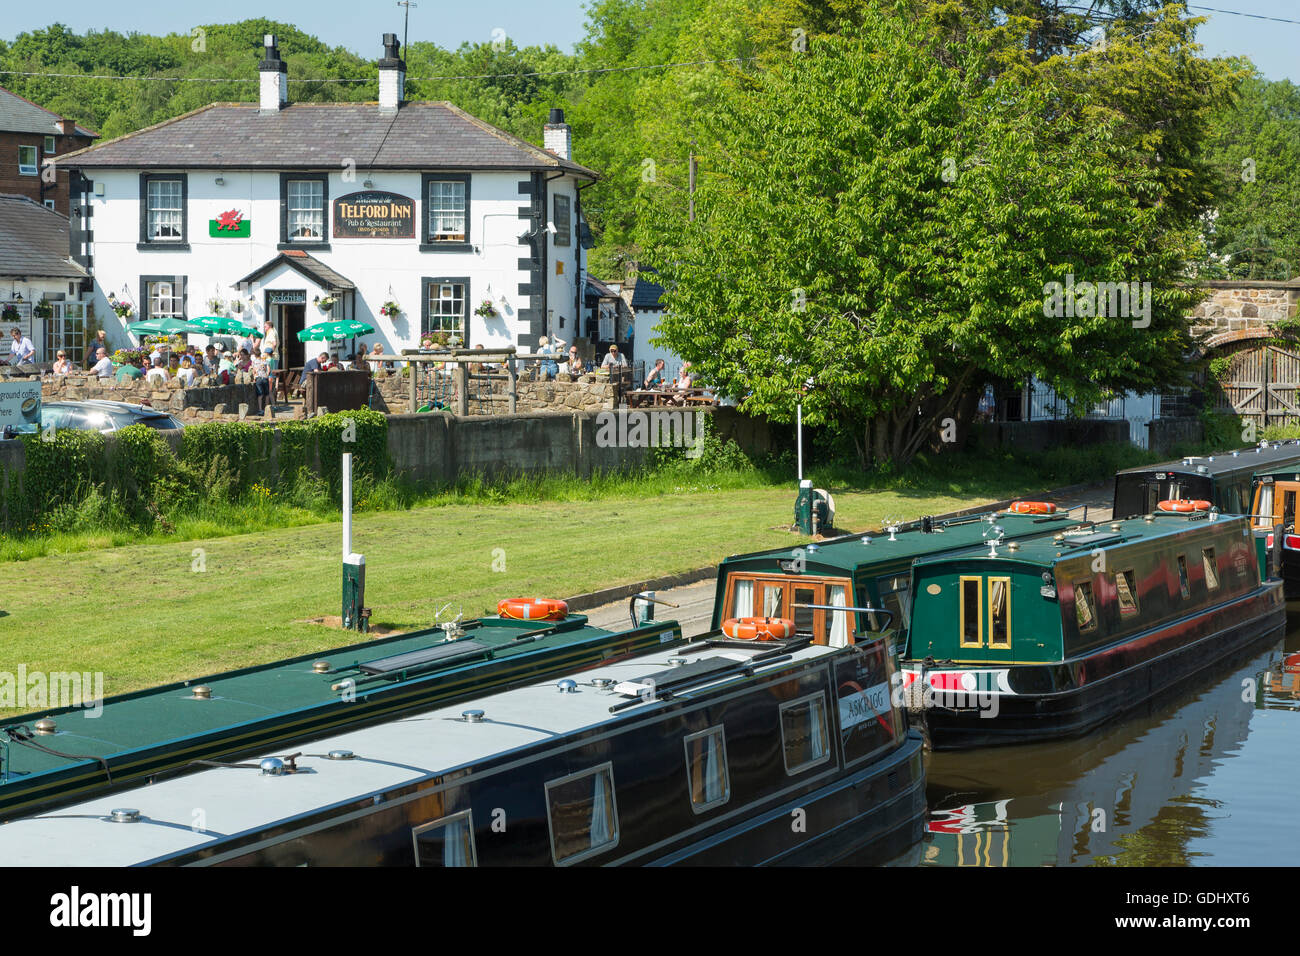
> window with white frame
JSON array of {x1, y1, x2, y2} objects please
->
[
  {"x1": 553, "y1": 194, "x2": 571, "y2": 247},
  {"x1": 148, "y1": 281, "x2": 182, "y2": 318},
  {"x1": 44, "y1": 302, "x2": 85, "y2": 362},
  {"x1": 546, "y1": 763, "x2": 619, "y2": 865},
  {"x1": 424, "y1": 282, "x2": 465, "y2": 339},
  {"x1": 44, "y1": 200, "x2": 55, "y2": 210},
  {"x1": 287, "y1": 180, "x2": 325, "y2": 240},
  {"x1": 426, "y1": 180, "x2": 467, "y2": 242},
  {"x1": 683, "y1": 726, "x2": 730, "y2": 812},
  {"x1": 412, "y1": 810, "x2": 477, "y2": 867},
  {"x1": 146, "y1": 179, "x2": 184, "y2": 240},
  {"x1": 44, "y1": 136, "x2": 56, "y2": 155},
  {"x1": 18, "y1": 146, "x2": 38, "y2": 175},
  {"x1": 780, "y1": 693, "x2": 830, "y2": 775}
]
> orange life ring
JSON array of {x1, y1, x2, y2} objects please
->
[
  {"x1": 1007, "y1": 501, "x2": 1057, "y2": 515},
  {"x1": 1157, "y1": 499, "x2": 1213, "y2": 513},
  {"x1": 721, "y1": 617, "x2": 796, "y2": 641},
  {"x1": 497, "y1": 597, "x2": 569, "y2": 621}
]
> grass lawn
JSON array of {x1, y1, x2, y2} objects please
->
[{"x1": 0, "y1": 478, "x2": 1041, "y2": 712}]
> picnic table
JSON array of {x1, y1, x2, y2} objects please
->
[
  {"x1": 272, "y1": 367, "x2": 303, "y2": 404},
  {"x1": 626, "y1": 387, "x2": 718, "y2": 408}
]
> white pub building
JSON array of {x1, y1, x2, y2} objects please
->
[{"x1": 57, "y1": 34, "x2": 597, "y2": 368}]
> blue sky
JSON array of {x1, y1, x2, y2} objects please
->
[{"x1": 2, "y1": 1, "x2": 1298, "y2": 83}]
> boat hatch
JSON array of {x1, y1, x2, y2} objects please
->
[
  {"x1": 359, "y1": 640, "x2": 491, "y2": 676},
  {"x1": 614, "y1": 657, "x2": 741, "y2": 697},
  {"x1": 1060, "y1": 532, "x2": 1123, "y2": 549}
]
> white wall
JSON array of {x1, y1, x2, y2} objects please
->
[{"x1": 85, "y1": 167, "x2": 584, "y2": 357}]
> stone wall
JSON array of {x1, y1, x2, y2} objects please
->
[
  {"x1": 1147, "y1": 417, "x2": 1204, "y2": 455},
  {"x1": 1188, "y1": 279, "x2": 1300, "y2": 350},
  {"x1": 37, "y1": 370, "x2": 259, "y2": 416},
  {"x1": 368, "y1": 367, "x2": 617, "y2": 415}
]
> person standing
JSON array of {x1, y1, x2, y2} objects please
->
[
  {"x1": 83, "y1": 329, "x2": 108, "y2": 369},
  {"x1": 8, "y1": 327, "x2": 34, "y2": 365},
  {"x1": 261, "y1": 320, "x2": 279, "y2": 372}
]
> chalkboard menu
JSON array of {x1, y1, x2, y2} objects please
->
[{"x1": 332, "y1": 191, "x2": 416, "y2": 239}]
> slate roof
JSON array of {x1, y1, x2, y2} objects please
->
[
  {"x1": 0, "y1": 86, "x2": 96, "y2": 138},
  {"x1": 55, "y1": 101, "x2": 598, "y2": 178},
  {"x1": 630, "y1": 269, "x2": 668, "y2": 310},
  {"x1": 237, "y1": 250, "x2": 356, "y2": 291},
  {"x1": 0, "y1": 194, "x2": 87, "y2": 279}
]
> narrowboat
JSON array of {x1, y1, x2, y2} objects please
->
[
  {"x1": 900, "y1": 510, "x2": 1286, "y2": 748},
  {"x1": 710, "y1": 507, "x2": 1079, "y2": 658},
  {"x1": 0, "y1": 627, "x2": 926, "y2": 866},
  {"x1": 1248, "y1": 466, "x2": 1300, "y2": 597},
  {"x1": 0, "y1": 604, "x2": 685, "y2": 819},
  {"x1": 1112, "y1": 440, "x2": 1300, "y2": 519}
]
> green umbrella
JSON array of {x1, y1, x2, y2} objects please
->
[
  {"x1": 297, "y1": 319, "x2": 376, "y2": 343},
  {"x1": 191, "y1": 315, "x2": 264, "y2": 338},
  {"x1": 126, "y1": 317, "x2": 206, "y2": 336}
]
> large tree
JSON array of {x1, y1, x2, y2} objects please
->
[{"x1": 637, "y1": 6, "x2": 1222, "y2": 467}]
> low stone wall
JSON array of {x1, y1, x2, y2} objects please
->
[
  {"x1": 368, "y1": 367, "x2": 617, "y2": 415},
  {"x1": 39, "y1": 370, "x2": 259, "y2": 415},
  {"x1": 1147, "y1": 417, "x2": 1204, "y2": 454}
]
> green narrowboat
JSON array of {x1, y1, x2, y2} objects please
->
[
  {"x1": 901, "y1": 511, "x2": 1286, "y2": 748},
  {"x1": 710, "y1": 508, "x2": 1078, "y2": 654},
  {"x1": 0, "y1": 608, "x2": 685, "y2": 820},
  {"x1": 1112, "y1": 440, "x2": 1300, "y2": 519},
  {"x1": 1248, "y1": 466, "x2": 1300, "y2": 598}
]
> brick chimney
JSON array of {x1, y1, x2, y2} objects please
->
[
  {"x1": 544, "y1": 108, "x2": 572, "y2": 161},
  {"x1": 259, "y1": 34, "x2": 288, "y2": 112},
  {"x1": 378, "y1": 34, "x2": 405, "y2": 113},
  {"x1": 58, "y1": 117, "x2": 76, "y2": 136}
]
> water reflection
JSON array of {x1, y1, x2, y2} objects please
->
[{"x1": 912, "y1": 614, "x2": 1300, "y2": 866}]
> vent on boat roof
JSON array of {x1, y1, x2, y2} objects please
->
[
  {"x1": 359, "y1": 640, "x2": 490, "y2": 676},
  {"x1": 614, "y1": 657, "x2": 740, "y2": 697},
  {"x1": 1060, "y1": 532, "x2": 1123, "y2": 549}
]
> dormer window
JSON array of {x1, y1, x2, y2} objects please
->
[{"x1": 138, "y1": 173, "x2": 189, "y2": 248}]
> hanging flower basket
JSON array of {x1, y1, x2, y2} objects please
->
[
  {"x1": 317, "y1": 295, "x2": 338, "y2": 312},
  {"x1": 206, "y1": 297, "x2": 226, "y2": 315},
  {"x1": 33, "y1": 298, "x2": 53, "y2": 319},
  {"x1": 1, "y1": 303, "x2": 18, "y2": 323},
  {"x1": 380, "y1": 300, "x2": 402, "y2": 318},
  {"x1": 112, "y1": 300, "x2": 135, "y2": 319},
  {"x1": 474, "y1": 299, "x2": 497, "y2": 318}
]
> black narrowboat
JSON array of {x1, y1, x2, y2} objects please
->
[{"x1": 1112, "y1": 440, "x2": 1300, "y2": 519}]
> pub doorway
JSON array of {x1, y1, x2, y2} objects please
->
[{"x1": 265, "y1": 291, "x2": 308, "y2": 369}]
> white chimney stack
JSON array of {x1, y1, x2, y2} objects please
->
[
  {"x1": 544, "y1": 108, "x2": 572, "y2": 161},
  {"x1": 378, "y1": 34, "x2": 405, "y2": 113},
  {"x1": 259, "y1": 34, "x2": 288, "y2": 112}
]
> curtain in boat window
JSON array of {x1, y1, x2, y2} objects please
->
[
  {"x1": 828, "y1": 584, "x2": 849, "y2": 647},
  {"x1": 414, "y1": 812, "x2": 475, "y2": 867},
  {"x1": 590, "y1": 769, "x2": 612, "y2": 845},
  {"x1": 443, "y1": 816, "x2": 472, "y2": 867},
  {"x1": 548, "y1": 766, "x2": 619, "y2": 863},
  {"x1": 687, "y1": 728, "x2": 728, "y2": 808},
  {"x1": 763, "y1": 585, "x2": 783, "y2": 617},
  {"x1": 1257, "y1": 484, "x2": 1274, "y2": 527},
  {"x1": 732, "y1": 579, "x2": 753, "y2": 618},
  {"x1": 782, "y1": 697, "x2": 829, "y2": 773}
]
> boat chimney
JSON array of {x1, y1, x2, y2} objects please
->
[
  {"x1": 378, "y1": 33, "x2": 405, "y2": 113},
  {"x1": 259, "y1": 34, "x2": 288, "y2": 112}
]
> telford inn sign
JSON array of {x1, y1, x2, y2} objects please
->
[{"x1": 333, "y1": 191, "x2": 415, "y2": 239}]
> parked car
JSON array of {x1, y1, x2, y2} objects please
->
[{"x1": 39, "y1": 400, "x2": 185, "y2": 434}]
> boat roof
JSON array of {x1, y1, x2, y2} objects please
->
[
  {"x1": 911, "y1": 512, "x2": 1251, "y2": 572},
  {"x1": 1113, "y1": 441, "x2": 1300, "y2": 479},
  {"x1": 0, "y1": 613, "x2": 651, "y2": 796},
  {"x1": 717, "y1": 509, "x2": 1077, "y2": 578},
  {"x1": 0, "y1": 640, "x2": 840, "y2": 865}
]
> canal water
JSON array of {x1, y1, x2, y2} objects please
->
[{"x1": 907, "y1": 610, "x2": 1300, "y2": 866}]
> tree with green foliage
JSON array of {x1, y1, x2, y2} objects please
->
[{"x1": 637, "y1": 8, "x2": 1213, "y2": 467}]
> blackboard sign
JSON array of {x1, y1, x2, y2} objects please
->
[
  {"x1": 333, "y1": 191, "x2": 416, "y2": 239},
  {"x1": 268, "y1": 290, "x2": 306, "y2": 304}
]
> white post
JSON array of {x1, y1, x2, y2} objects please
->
[
  {"x1": 342, "y1": 451, "x2": 352, "y2": 558},
  {"x1": 797, "y1": 400, "x2": 803, "y2": 483}
]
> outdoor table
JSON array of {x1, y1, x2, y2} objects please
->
[{"x1": 272, "y1": 367, "x2": 303, "y2": 403}]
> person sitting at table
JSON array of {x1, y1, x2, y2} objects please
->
[
  {"x1": 175, "y1": 354, "x2": 197, "y2": 387},
  {"x1": 217, "y1": 350, "x2": 236, "y2": 384},
  {"x1": 90, "y1": 347, "x2": 114, "y2": 379},
  {"x1": 669, "y1": 361, "x2": 694, "y2": 405},
  {"x1": 202, "y1": 344, "x2": 219, "y2": 375},
  {"x1": 601, "y1": 344, "x2": 628, "y2": 369},
  {"x1": 367, "y1": 343, "x2": 393, "y2": 371},
  {"x1": 303, "y1": 351, "x2": 329, "y2": 375},
  {"x1": 51, "y1": 350, "x2": 73, "y2": 375},
  {"x1": 565, "y1": 346, "x2": 584, "y2": 378},
  {"x1": 235, "y1": 348, "x2": 253, "y2": 373},
  {"x1": 115, "y1": 356, "x2": 144, "y2": 383},
  {"x1": 644, "y1": 358, "x2": 667, "y2": 389},
  {"x1": 145, "y1": 356, "x2": 169, "y2": 386}
]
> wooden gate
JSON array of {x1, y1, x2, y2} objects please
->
[{"x1": 1216, "y1": 342, "x2": 1300, "y2": 427}]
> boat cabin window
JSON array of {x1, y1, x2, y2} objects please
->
[
  {"x1": 1075, "y1": 581, "x2": 1097, "y2": 632},
  {"x1": 1255, "y1": 483, "x2": 1275, "y2": 528},
  {"x1": 780, "y1": 694, "x2": 831, "y2": 775},
  {"x1": 959, "y1": 577, "x2": 983, "y2": 647},
  {"x1": 988, "y1": 577, "x2": 1011, "y2": 649},
  {"x1": 412, "y1": 810, "x2": 477, "y2": 867},
  {"x1": 1202, "y1": 548, "x2": 1220, "y2": 591},
  {"x1": 874, "y1": 574, "x2": 911, "y2": 631},
  {"x1": 683, "y1": 726, "x2": 730, "y2": 813},
  {"x1": 1115, "y1": 569, "x2": 1139, "y2": 617},
  {"x1": 1286, "y1": 491, "x2": 1297, "y2": 528},
  {"x1": 723, "y1": 574, "x2": 856, "y2": 646},
  {"x1": 546, "y1": 763, "x2": 619, "y2": 865},
  {"x1": 1177, "y1": 555, "x2": 1190, "y2": 599}
]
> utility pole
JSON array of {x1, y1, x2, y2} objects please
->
[{"x1": 397, "y1": 0, "x2": 418, "y2": 56}]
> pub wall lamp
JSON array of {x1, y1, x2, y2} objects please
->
[{"x1": 215, "y1": 175, "x2": 225, "y2": 186}]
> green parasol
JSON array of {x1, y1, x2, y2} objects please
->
[
  {"x1": 297, "y1": 319, "x2": 376, "y2": 342},
  {"x1": 191, "y1": 316, "x2": 264, "y2": 338},
  {"x1": 126, "y1": 317, "x2": 207, "y2": 337}
]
